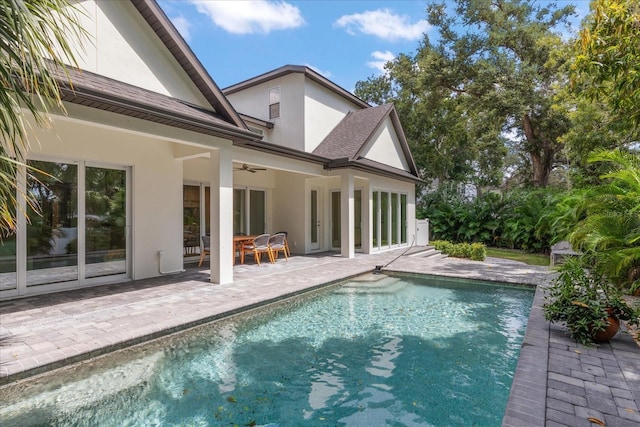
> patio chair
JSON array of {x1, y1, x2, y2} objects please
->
[
  {"x1": 269, "y1": 233, "x2": 289, "y2": 262},
  {"x1": 275, "y1": 231, "x2": 291, "y2": 256},
  {"x1": 241, "y1": 233, "x2": 273, "y2": 265},
  {"x1": 198, "y1": 235, "x2": 210, "y2": 267}
]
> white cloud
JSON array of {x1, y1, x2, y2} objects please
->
[
  {"x1": 190, "y1": 0, "x2": 305, "y2": 35},
  {"x1": 334, "y1": 8, "x2": 429, "y2": 41},
  {"x1": 170, "y1": 15, "x2": 192, "y2": 41},
  {"x1": 367, "y1": 50, "x2": 395, "y2": 73}
]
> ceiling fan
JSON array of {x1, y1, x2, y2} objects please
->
[{"x1": 233, "y1": 163, "x2": 267, "y2": 173}]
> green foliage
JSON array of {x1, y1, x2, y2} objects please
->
[
  {"x1": 1, "y1": 0, "x2": 86, "y2": 240},
  {"x1": 470, "y1": 243, "x2": 487, "y2": 261},
  {"x1": 356, "y1": 0, "x2": 576, "y2": 188},
  {"x1": 421, "y1": 186, "x2": 558, "y2": 253},
  {"x1": 543, "y1": 256, "x2": 640, "y2": 345},
  {"x1": 567, "y1": 149, "x2": 640, "y2": 290},
  {"x1": 431, "y1": 240, "x2": 486, "y2": 261},
  {"x1": 572, "y1": 0, "x2": 640, "y2": 126}
]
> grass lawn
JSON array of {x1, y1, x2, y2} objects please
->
[{"x1": 486, "y1": 247, "x2": 550, "y2": 266}]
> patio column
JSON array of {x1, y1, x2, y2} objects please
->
[
  {"x1": 340, "y1": 170, "x2": 355, "y2": 258},
  {"x1": 209, "y1": 148, "x2": 233, "y2": 284}
]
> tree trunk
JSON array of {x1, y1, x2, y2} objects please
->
[{"x1": 522, "y1": 114, "x2": 553, "y2": 187}]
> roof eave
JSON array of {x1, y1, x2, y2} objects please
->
[
  {"x1": 233, "y1": 139, "x2": 330, "y2": 165},
  {"x1": 325, "y1": 160, "x2": 423, "y2": 184},
  {"x1": 130, "y1": 0, "x2": 248, "y2": 130},
  {"x1": 223, "y1": 65, "x2": 370, "y2": 109},
  {"x1": 60, "y1": 85, "x2": 262, "y2": 142}
]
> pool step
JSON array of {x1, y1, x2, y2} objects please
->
[
  {"x1": 336, "y1": 275, "x2": 407, "y2": 294},
  {"x1": 407, "y1": 246, "x2": 446, "y2": 259}
]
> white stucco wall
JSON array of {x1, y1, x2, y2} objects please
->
[
  {"x1": 225, "y1": 74, "x2": 305, "y2": 150},
  {"x1": 303, "y1": 79, "x2": 361, "y2": 153},
  {"x1": 272, "y1": 172, "x2": 307, "y2": 254},
  {"x1": 27, "y1": 113, "x2": 186, "y2": 281},
  {"x1": 70, "y1": 0, "x2": 211, "y2": 108},
  {"x1": 361, "y1": 117, "x2": 410, "y2": 171}
]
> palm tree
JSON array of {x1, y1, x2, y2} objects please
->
[
  {"x1": 1, "y1": 0, "x2": 85, "y2": 240},
  {"x1": 569, "y1": 149, "x2": 640, "y2": 292}
]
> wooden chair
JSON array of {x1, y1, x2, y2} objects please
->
[
  {"x1": 241, "y1": 233, "x2": 273, "y2": 265},
  {"x1": 198, "y1": 235, "x2": 210, "y2": 267},
  {"x1": 269, "y1": 233, "x2": 289, "y2": 262}
]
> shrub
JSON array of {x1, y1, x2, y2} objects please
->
[
  {"x1": 431, "y1": 240, "x2": 486, "y2": 261},
  {"x1": 470, "y1": 243, "x2": 486, "y2": 261}
]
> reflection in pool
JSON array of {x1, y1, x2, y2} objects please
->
[{"x1": 0, "y1": 274, "x2": 534, "y2": 426}]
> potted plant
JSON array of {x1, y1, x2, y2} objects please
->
[{"x1": 543, "y1": 256, "x2": 640, "y2": 345}]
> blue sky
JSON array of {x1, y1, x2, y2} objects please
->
[{"x1": 157, "y1": 1, "x2": 589, "y2": 93}]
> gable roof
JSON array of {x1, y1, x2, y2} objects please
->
[
  {"x1": 130, "y1": 0, "x2": 247, "y2": 130},
  {"x1": 313, "y1": 104, "x2": 420, "y2": 181},
  {"x1": 54, "y1": 66, "x2": 261, "y2": 142},
  {"x1": 222, "y1": 65, "x2": 370, "y2": 110}
]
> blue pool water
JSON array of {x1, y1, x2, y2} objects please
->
[{"x1": 0, "y1": 274, "x2": 533, "y2": 426}]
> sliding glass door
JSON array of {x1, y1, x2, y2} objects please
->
[
  {"x1": 85, "y1": 167, "x2": 127, "y2": 279},
  {"x1": 372, "y1": 190, "x2": 408, "y2": 251},
  {"x1": 233, "y1": 188, "x2": 266, "y2": 235},
  {"x1": 26, "y1": 161, "x2": 78, "y2": 287},
  {"x1": 2, "y1": 159, "x2": 130, "y2": 296}
]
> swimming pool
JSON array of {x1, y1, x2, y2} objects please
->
[{"x1": 0, "y1": 273, "x2": 534, "y2": 426}]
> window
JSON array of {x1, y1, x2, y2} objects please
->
[
  {"x1": 372, "y1": 190, "x2": 408, "y2": 250},
  {"x1": 269, "y1": 87, "x2": 280, "y2": 119},
  {"x1": 233, "y1": 188, "x2": 266, "y2": 235}
]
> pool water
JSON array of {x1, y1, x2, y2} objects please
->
[{"x1": 0, "y1": 274, "x2": 534, "y2": 426}]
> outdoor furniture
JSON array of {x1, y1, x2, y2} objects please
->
[
  {"x1": 275, "y1": 231, "x2": 291, "y2": 256},
  {"x1": 233, "y1": 234, "x2": 256, "y2": 265},
  {"x1": 550, "y1": 240, "x2": 581, "y2": 266},
  {"x1": 269, "y1": 233, "x2": 289, "y2": 262},
  {"x1": 198, "y1": 235, "x2": 210, "y2": 267},
  {"x1": 241, "y1": 234, "x2": 273, "y2": 265}
]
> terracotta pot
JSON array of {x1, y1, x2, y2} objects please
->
[{"x1": 593, "y1": 309, "x2": 620, "y2": 342}]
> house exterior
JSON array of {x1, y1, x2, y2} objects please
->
[
  {"x1": 0, "y1": 0, "x2": 420, "y2": 300},
  {"x1": 223, "y1": 66, "x2": 420, "y2": 258}
]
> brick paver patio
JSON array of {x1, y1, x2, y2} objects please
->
[{"x1": 1, "y1": 249, "x2": 638, "y2": 426}]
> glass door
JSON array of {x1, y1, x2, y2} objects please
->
[
  {"x1": 354, "y1": 189, "x2": 362, "y2": 250},
  {"x1": 26, "y1": 160, "x2": 78, "y2": 287},
  {"x1": 381, "y1": 192, "x2": 389, "y2": 247},
  {"x1": 373, "y1": 191, "x2": 379, "y2": 248},
  {"x1": 249, "y1": 189, "x2": 266, "y2": 235},
  {"x1": 233, "y1": 188, "x2": 266, "y2": 236},
  {"x1": 391, "y1": 193, "x2": 399, "y2": 245},
  {"x1": 183, "y1": 185, "x2": 201, "y2": 256},
  {"x1": 310, "y1": 188, "x2": 320, "y2": 250},
  {"x1": 2, "y1": 159, "x2": 131, "y2": 297},
  {"x1": 85, "y1": 166, "x2": 127, "y2": 279}
]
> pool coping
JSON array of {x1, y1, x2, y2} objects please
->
[{"x1": 1, "y1": 252, "x2": 638, "y2": 425}]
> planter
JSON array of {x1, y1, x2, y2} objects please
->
[{"x1": 593, "y1": 309, "x2": 620, "y2": 342}]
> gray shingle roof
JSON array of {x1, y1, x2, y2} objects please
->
[
  {"x1": 313, "y1": 104, "x2": 393, "y2": 160},
  {"x1": 55, "y1": 66, "x2": 261, "y2": 141},
  {"x1": 313, "y1": 104, "x2": 420, "y2": 181}
]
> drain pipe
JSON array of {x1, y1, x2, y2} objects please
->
[
  {"x1": 373, "y1": 234, "x2": 416, "y2": 274},
  {"x1": 158, "y1": 250, "x2": 186, "y2": 275}
]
